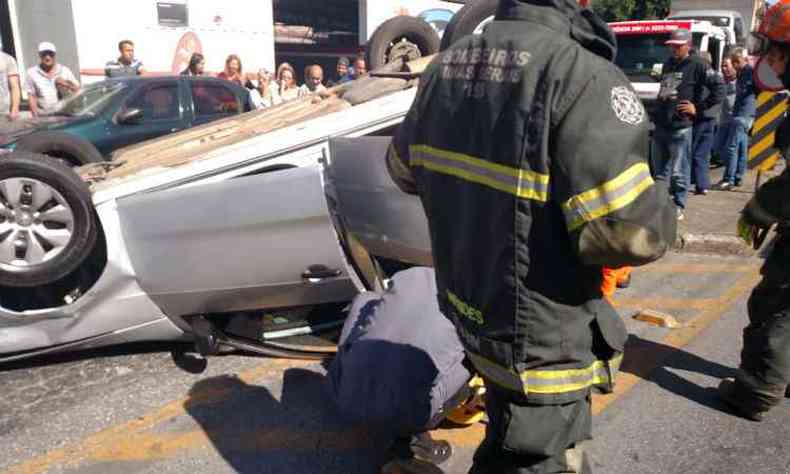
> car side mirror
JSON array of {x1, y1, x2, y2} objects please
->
[{"x1": 117, "y1": 108, "x2": 143, "y2": 125}]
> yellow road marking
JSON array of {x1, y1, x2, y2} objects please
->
[
  {"x1": 2, "y1": 359, "x2": 311, "y2": 474},
  {"x1": 1, "y1": 267, "x2": 762, "y2": 469},
  {"x1": 591, "y1": 269, "x2": 760, "y2": 415},
  {"x1": 437, "y1": 268, "x2": 761, "y2": 447}
]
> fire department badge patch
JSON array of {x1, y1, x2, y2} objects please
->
[{"x1": 610, "y1": 86, "x2": 644, "y2": 126}]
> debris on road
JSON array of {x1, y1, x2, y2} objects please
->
[{"x1": 633, "y1": 309, "x2": 685, "y2": 329}]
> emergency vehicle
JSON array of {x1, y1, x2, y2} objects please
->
[{"x1": 609, "y1": 19, "x2": 729, "y2": 112}]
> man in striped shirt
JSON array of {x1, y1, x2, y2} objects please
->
[
  {"x1": 25, "y1": 42, "x2": 79, "y2": 117},
  {"x1": 105, "y1": 40, "x2": 145, "y2": 78}
]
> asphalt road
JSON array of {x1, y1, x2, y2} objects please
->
[{"x1": 1, "y1": 252, "x2": 789, "y2": 474}]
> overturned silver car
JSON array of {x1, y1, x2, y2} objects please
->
[{"x1": 0, "y1": 57, "x2": 435, "y2": 362}]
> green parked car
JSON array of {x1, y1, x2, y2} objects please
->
[{"x1": 0, "y1": 75, "x2": 251, "y2": 165}]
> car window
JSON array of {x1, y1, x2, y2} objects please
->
[
  {"x1": 191, "y1": 83, "x2": 241, "y2": 117},
  {"x1": 126, "y1": 83, "x2": 180, "y2": 121}
]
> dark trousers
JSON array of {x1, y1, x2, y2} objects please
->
[
  {"x1": 469, "y1": 385, "x2": 592, "y2": 474},
  {"x1": 738, "y1": 249, "x2": 790, "y2": 408},
  {"x1": 691, "y1": 119, "x2": 716, "y2": 192}
]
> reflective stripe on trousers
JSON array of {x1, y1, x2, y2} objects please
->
[{"x1": 467, "y1": 351, "x2": 623, "y2": 396}]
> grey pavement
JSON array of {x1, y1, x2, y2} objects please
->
[
  {"x1": 2, "y1": 251, "x2": 784, "y2": 474},
  {"x1": 0, "y1": 162, "x2": 785, "y2": 474},
  {"x1": 678, "y1": 161, "x2": 785, "y2": 256}
]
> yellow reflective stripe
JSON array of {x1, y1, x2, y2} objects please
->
[
  {"x1": 468, "y1": 351, "x2": 623, "y2": 395},
  {"x1": 524, "y1": 355, "x2": 623, "y2": 394},
  {"x1": 409, "y1": 144, "x2": 549, "y2": 201},
  {"x1": 562, "y1": 163, "x2": 654, "y2": 231},
  {"x1": 411, "y1": 145, "x2": 549, "y2": 182}
]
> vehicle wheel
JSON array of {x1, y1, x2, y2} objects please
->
[
  {"x1": 0, "y1": 152, "x2": 98, "y2": 288},
  {"x1": 440, "y1": 0, "x2": 498, "y2": 51},
  {"x1": 15, "y1": 131, "x2": 104, "y2": 167},
  {"x1": 367, "y1": 16, "x2": 441, "y2": 70}
]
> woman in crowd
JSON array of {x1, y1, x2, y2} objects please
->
[
  {"x1": 276, "y1": 62, "x2": 299, "y2": 102},
  {"x1": 180, "y1": 53, "x2": 205, "y2": 76},
  {"x1": 218, "y1": 54, "x2": 244, "y2": 86},
  {"x1": 249, "y1": 68, "x2": 282, "y2": 109}
]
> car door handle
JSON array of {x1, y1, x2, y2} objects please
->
[
  {"x1": 170, "y1": 128, "x2": 182, "y2": 133},
  {"x1": 302, "y1": 265, "x2": 342, "y2": 282}
]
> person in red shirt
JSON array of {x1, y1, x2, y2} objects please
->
[{"x1": 217, "y1": 54, "x2": 243, "y2": 86}]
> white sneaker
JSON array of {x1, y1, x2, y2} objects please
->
[{"x1": 677, "y1": 209, "x2": 685, "y2": 221}]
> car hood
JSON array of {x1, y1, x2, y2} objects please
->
[{"x1": 0, "y1": 115, "x2": 83, "y2": 144}]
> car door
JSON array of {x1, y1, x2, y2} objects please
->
[
  {"x1": 99, "y1": 79, "x2": 186, "y2": 154},
  {"x1": 115, "y1": 165, "x2": 362, "y2": 317},
  {"x1": 188, "y1": 80, "x2": 245, "y2": 127}
]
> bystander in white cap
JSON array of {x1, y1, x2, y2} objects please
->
[{"x1": 37, "y1": 42, "x2": 56, "y2": 53}]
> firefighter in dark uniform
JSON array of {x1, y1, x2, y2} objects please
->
[
  {"x1": 386, "y1": 0, "x2": 677, "y2": 472},
  {"x1": 718, "y1": 0, "x2": 790, "y2": 422}
]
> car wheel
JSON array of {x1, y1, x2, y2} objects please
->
[
  {"x1": 0, "y1": 152, "x2": 98, "y2": 288},
  {"x1": 366, "y1": 16, "x2": 441, "y2": 70},
  {"x1": 15, "y1": 131, "x2": 104, "y2": 167},
  {"x1": 439, "y1": 0, "x2": 498, "y2": 51}
]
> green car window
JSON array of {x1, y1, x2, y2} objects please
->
[{"x1": 57, "y1": 82, "x2": 127, "y2": 117}]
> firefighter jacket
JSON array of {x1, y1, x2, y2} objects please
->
[{"x1": 386, "y1": 0, "x2": 677, "y2": 405}]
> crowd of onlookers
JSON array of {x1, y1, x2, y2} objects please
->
[
  {"x1": 0, "y1": 38, "x2": 372, "y2": 121},
  {"x1": 652, "y1": 27, "x2": 757, "y2": 221},
  {"x1": 688, "y1": 47, "x2": 756, "y2": 196}
]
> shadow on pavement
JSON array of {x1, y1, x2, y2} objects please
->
[
  {"x1": 184, "y1": 367, "x2": 386, "y2": 474},
  {"x1": 622, "y1": 335, "x2": 737, "y2": 413}
]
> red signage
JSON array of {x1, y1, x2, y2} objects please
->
[{"x1": 609, "y1": 21, "x2": 693, "y2": 35}]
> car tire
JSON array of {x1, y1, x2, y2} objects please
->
[
  {"x1": 440, "y1": 0, "x2": 498, "y2": 51},
  {"x1": 366, "y1": 16, "x2": 441, "y2": 70},
  {"x1": 0, "y1": 152, "x2": 98, "y2": 288},
  {"x1": 15, "y1": 131, "x2": 105, "y2": 167}
]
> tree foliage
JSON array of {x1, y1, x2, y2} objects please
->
[{"x1": 592, "y1": 0, "x2": 671, "y2": 22}]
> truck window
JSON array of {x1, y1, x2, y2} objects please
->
[
  {"x1": 191, "y1": 83, "x2": 241, "y2": 117},
  {"x1": 708, "y1": 38, "x2": 722, "y2": 71},
  {"x1": 126, "y1": 83, "x2": 180, "y2": 121},
  {"x1": 615, "y1": 33, "x2": 704, "y2": 80},
  {"x1": 734, "y1": 18, "x2": 746, "y2": 45}
]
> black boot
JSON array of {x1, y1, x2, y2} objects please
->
[
  {"x1": 389, "y1": 433, "x2": 452, "y2": 465},
  {"x1": 786, "y1": 384, "x2": 790, "y2": 398},
  {"x1": 383, "y1": 433, "x2": 450, "y2": 474},
  {"x1": 718, "y1": 378, "x2": 769, "y2": 422}
]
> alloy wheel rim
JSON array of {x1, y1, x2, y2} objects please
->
[{"x1": 0, "y1": 178, "x2": 74, "y2": 267}]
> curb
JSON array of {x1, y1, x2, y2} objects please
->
[{"x1": 674, "y1": 232, "x2": 756, "y2": 257}]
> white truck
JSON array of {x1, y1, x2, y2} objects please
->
[
  {"x1": 668, "y1": 0, "x2": 763, "y2": 40},
  {"x1": 609, "y1": 19, "x2": 729, "y2": 112},
  {"x1": 667, "y1": 9, "x2": 750, "y2": 46}
]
